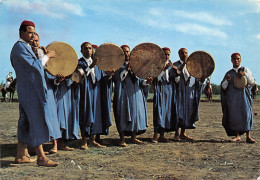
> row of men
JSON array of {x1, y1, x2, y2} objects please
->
[{"x1": 10, "y1": 20, "x2": 256, "y2": 167}]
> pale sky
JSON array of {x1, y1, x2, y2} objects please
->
[{"x1": 0, "y1": 0, "x2": 259, "y2": 84}]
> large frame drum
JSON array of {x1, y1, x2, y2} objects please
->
[
  {"x1": 186, "y1": 51, "x2": 215, "y2": 79},
  {"x1": 46, "y1": 41, "x2": 78, "y2": 77},
  {"x1": 130, "y1": 43, "x2": 166, "y2": 79}
]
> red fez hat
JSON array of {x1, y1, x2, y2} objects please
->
[
  {"x1": 162, "y1": 47, "x2": 171, "y2": 52},
  {"x1": 20, "y1": 20, "x2": 35, "y2": 27},
  {"x1": 34, "y1": 32, "x2": 39, "y2": 37},
  {"x1": 178, "y1": 48, "x2": 187, "y2": 53},
  {"x1": 231, "y1": 52, "x2": 241, "y2": 58},
  {"x1": 81, "y1": 42, "x2": 91, "y2": 48},
  {"x1": 92, "y1": 44, "x2": 98, "y2": 49},
  {"x1": 121, "y1": 45, "x2": 130, "y2": 49}
]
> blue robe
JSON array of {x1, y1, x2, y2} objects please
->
[
  {"x1": 173, "y1": 60, "x2": 203, "y2": 129},
  {"x1": 71, "y1": 80, "x2": 81, "y2": 140},
  {"x1": 10, "y1": 41, "x2": 61, "y2": 148},
  {"x1": 78, "y1": 57, "x2": 112, "y2": 136},
  {"x1": 221, "y1": 68, "x2": 253, "y2": 136},
  {"x1": 113, "y1": 64, "x2": 149, "y2": 136},
  {"x1": 153, "y1": 65, "x2": 178, "y2": 133},
  {"x1": 53, "y1": 78, "x2": 79, "y2": 140}
]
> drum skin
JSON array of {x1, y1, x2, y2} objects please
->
[
  {"x1": 186, "y1": 51, "x2": 215, "y2": 79},
  {"x1": 130, "y1": 43, "x2": 166, "y2": 79},
  {"x1": 46, "y1": 42, "x2": 78, "y2": 77},
  {"x1": 234, "y1": 75, "x2": 247, "y2": 89},
  {"x1": 94, "y1": 43, "x2": 125, "y2": 71}
]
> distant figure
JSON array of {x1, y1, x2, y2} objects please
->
[
  {"x1": 221, "y1": 52, "x2": 256, "y2": 143},
  {"x1": 251, "y1": 80, "x2": 258, "y2": 99},
  {"x1": 4, "y1": 72, "x2": 13, "y2": 91},
  {"x1": 204, "y1": 78, "x2": 213, "y2": 102}
]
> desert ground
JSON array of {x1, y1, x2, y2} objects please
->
[{"x1": 0, "y1": 101, "x2": 260, "y2": 179}]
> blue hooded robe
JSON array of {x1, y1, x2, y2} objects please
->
[
  {"x1": 78, "y1": 57, "x2": 112, "y2": 136},
  {"x1": 221, "y1": 67, "x2": 253, "y2": 136},
  {"x1": 10, "y1": 41, "x2": 61, "y2": 147},
  {"x1": 113, "y1": 64, "x2": 149, "y2": 136},
  {"x1": 153, "y1": 65, "x2": 179, "y2": 133},
  {"x1": 54, "y1": 77, "x2": 79, "y2": 140},
  {"x1": 173, "y1": 60, "x2": 203, "y2": 129}
]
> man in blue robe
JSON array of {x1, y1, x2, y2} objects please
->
[
  {"x1": 173, "y1": 48, "x2": 204, "y2": 141},
  {"x1": 78, "y1": 42, "x2": 113, "y2": 149},
  {"x1": 11, "y1": 20, "x2": 60, "y2": 167},
  {"x1": 49, "y1": 76, "x2": 79, "y2": 153},
  {"x1": 31, "y1": 33, "x2": 64, "y2": 155},
  {"x1": 152, "y1": 47, "x2": 179, "y2": 143},
  {"x1": 221, "y1": 52, "x2": 256, "y2": 143},
  {"x1": 113, "y1": 45, "x2": 150, "y2": 147}
]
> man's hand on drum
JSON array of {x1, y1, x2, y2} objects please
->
[
  {"x1": 106, "y1": 69, "x2": 115, "y2": 77},
  {"x1": 172, "y1": 65, "x2": 178, "y2": 72},
  {"x1": 227, "y1": 74, "x2": 231, "y2": 81},
  {"x1": 56, "y1": 74, "x2": 65, "y2": 83},
  {"x1": 46, "y1": 50, "x2": 56, "y2": 58},
  {"x1": 238, "y1": 71, "x2": 245, "y2": 78},
  {"x1": 146, "y1": 77, "x2": 153, "y2": 84},
  {"x1": 164, "y1": 62, "x2": 173, "y2": 71},
  {"x1": 90, "y1": 57, "x2": 98, "y2": 69},
  {"x1": 40, "y1": 46, "x2": 48, "y2": 54},
  {"x1": 126, "y1": 61, "x2": 131, "y2": 71}
]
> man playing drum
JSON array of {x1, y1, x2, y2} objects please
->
[
  {"x1": 173, "y1": 48, "x2": 204, "y2": 141},
  {"x1": 221, "y1": 53, "x2": 256, "y2": 143},
  {"x1": 151, "y1": 47, "x2": 179, "y2": 143},
  {"x1": 112, "y1": 45, "x2": 151, "y2": 147},
  {"x1": 11, "y1": 20, "x2": 60, "y2": 167},
  {"x1": 78, "y1": 42, "x2": 113, "y2": 149}
]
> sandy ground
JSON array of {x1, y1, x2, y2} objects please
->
[{"x1": 0, "y1": 101, "x2": 260, "y2": 179}]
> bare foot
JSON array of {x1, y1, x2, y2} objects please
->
[
  {"x1": 49, "y1": 147, "x2": 58, "y2": 154},
  {"x1": 80, "y1": 144, "x2": 88, "y2": 150},
  {"x1": 180, "y1": 134, "x2": 194, "y2": 140},
  {"x1": 119, "y1": 141, "x2": 127, "y2": 147},
  {"x1": 96, "y1": 139, "x2": 110, "y2": 145},
  {"x1": 151, "y1": 137, "x2": 158, "y2": 143},
  {"x1": 58, "y1": 146, "x2": 74, "y2": 151},
  {"x1": 229, "y1": 136, "x2": 241, "y2": 142},
  {"x1": 132, "y1": 138, "x2": 144, "y2": 144},
  {"x1": 246, "y1": 137, "x2": 256, "y2": 144},
  {"x1": 173, "y1": 135, "x2": 181, "y2": 141},
  {"x1": 158, "y1": 136, "x2": 168, "y2": 143},
  {"x1": 89, "y1": 141, "x2": 106, "y2": 148}
]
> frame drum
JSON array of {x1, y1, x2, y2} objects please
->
[
  {"x1": 46, "y1": 42, "x2": 78, "y2": 77},
  {"x1": 234, "y1": 75, "x2": 247, "y2": 89},
  {"x1": 130, "y1": 43, "x2": 166, "y2": 79},
  {"x1": 94, "y1": 43, "x2": 125, "y2": 71},
  {"x1": 71, "y1": 69, "x2": 83, "y2": 83},
  {"x1": 186, "y1": 51, "x2": 215, "y2": 79}
]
